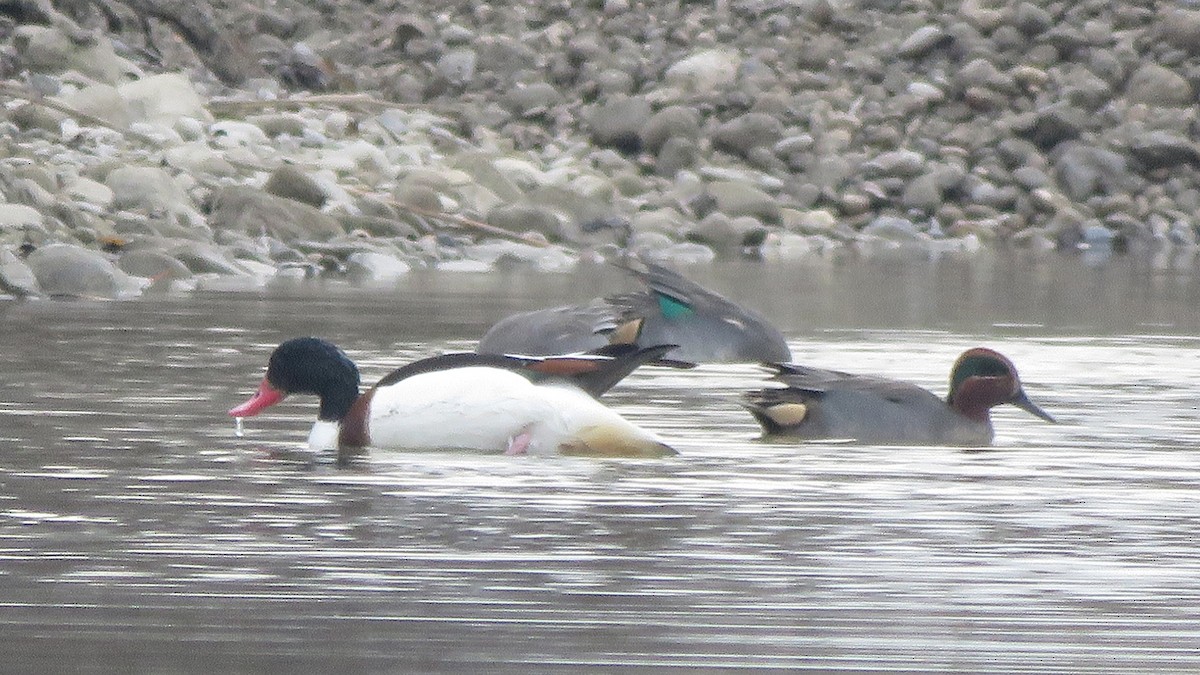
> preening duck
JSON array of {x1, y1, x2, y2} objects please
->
[{"x1": 477, "y1": 260, "x2": 791, "y2": 363}]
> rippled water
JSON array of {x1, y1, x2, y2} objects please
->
[{"x1": 3, "y1": 253, "x2": 1200, "y2": 672}]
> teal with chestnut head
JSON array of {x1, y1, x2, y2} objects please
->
[
  {"x1": 947, "y1": 348, "x2": 1055, "y2": 425},
  {"x1": 745, "y1": 347, "x2": 1056, "y2": 446}
]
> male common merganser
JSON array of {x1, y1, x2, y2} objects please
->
[
  {"x1": 230, "y1": 337, "x2": 684, "y2": 460},
  {"x1": 477, "y1": 260, "x2": 791, "y2": 363},
  {"x1": 744, "y1": 347, "x2": 1056, "y2": 445}
]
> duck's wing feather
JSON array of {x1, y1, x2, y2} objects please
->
[
  {"x1": 377, "y1": 344, "x2": 693, "y2": 397},
  {"x1": 762, "y1": 363, "x2": 940, "y2": 405},
  {"x1": 477, "y1": 299, "x2": 623, "y2": 356},
  {"x1": 748, "y1": 362, "x2": 945, "y2": 410},
  {"x1": 609, "y1": 260, "x2": 719, "y2": 319},
  {"x1": 620, "y1": 260, "x2": 713, "y2": 303}
]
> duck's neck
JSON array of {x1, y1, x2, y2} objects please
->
[
  {"x1": 948, "y1": 378, "x2": 1006, "y2": 423},
  {"x1": 308, "y1": 387, "x2": 361, "y2": 452},
  {"x1": 317, "y1": 386, "x2": 360, "y2": 423}
]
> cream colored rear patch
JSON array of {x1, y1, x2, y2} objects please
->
[
  {"x1": 558, "y1": 424, "x2": 676, "y2": 458},
  {"x1": 608, "y1": 318, "x2": 644, "y2": 345},
  {"x1": 766, "y1": 402, "x2": 808, "y2": 427}
]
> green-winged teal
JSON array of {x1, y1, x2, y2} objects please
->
[
  {"x1": 744, "y1": 347, "x2": 1056, "y2": 445},
  {"x1": 478, "y1": 260, "x2": 791, "y2": 363}
]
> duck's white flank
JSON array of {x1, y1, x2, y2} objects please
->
[{"x1": 346, "y1": 366, "x2": 665, "y2": 455}]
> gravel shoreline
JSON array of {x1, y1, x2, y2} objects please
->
[{"x1": 0, "y1": 1, "x2": 1196, "y2": 298}]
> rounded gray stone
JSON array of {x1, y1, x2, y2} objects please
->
[
  {"x1": 640, "y1": 105, "x2": 701, "y2": 154},
  {"x1": 118, "y1": 249, "x2": 193, "y2": 280},
  {"x1": 485, "y1": 203, "x2": 563, "y2": 240},
  {"x1": 655, "y1": 137, "x2": 700, "y2": 177},
  {"x1": 897, "y1": 26, "x2": 948, "y2": 58},
  {"x1": 865, "y1": 150, "x2": 926, "y2": 178},
  {"x1": 1125, "y1": 63, "x2": 1193, "y2": 106},
  {"x1": 1129, "y1": 131, "x2": 1200, "y2": 169},
  {"x1": 900, "y1": 173, "x2": 944, "y2": 212},
  {"x1": 1054, "y1": 143, "x2": 1130, "y2": 201},
  {"x1": 501, "y1": 82, "x2": 562, "y2": 117},
  {"x1": 0, "y1": 247, "x2": 43, "y2": 298},
  {"x1": 208, "y1": 186, "x2": 344, "y2": 241},
  {"x1": 712, "y1": 112, "x2": 785, "y2": 157},
  {"x1": 707, "y1": 181, "x2": 781, "y2": 223},
  {"x1": 589, "y1": 96, "x2": 652, "y2": 152},
  {"x1": 1158, "y1": 9, "x2": 1200, "y2": 54},
  {"x1": 264, "y1": 165, "x2": 327, "y2": 207},
  {"x1": 26, "y1": 243, "x2": 136, "y2": 298},
  {"x1": 106, "y1": 166, "x2": 191, "y2": 213},
  {"x1": 437, "y1": 49, "x2": 477, "y2": 86}
]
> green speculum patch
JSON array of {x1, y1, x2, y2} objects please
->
[{"x1": 656, "y1": 292, "x2": 694, "y2": 319}]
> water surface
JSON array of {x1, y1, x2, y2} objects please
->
[{"x1": 2, "y1": 252, "x2": 1200, "y2": 672}]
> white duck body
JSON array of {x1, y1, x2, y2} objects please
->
[
  {"x1": 320, "y1": 366, "x2": 669, "y2": 457},
  {"x1": 233, "y1": 337, "x2": 681, "y2": 460}
]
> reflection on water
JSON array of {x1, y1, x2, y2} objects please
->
[{"x1": 3, "y1": 252, "x2": 1200, "y2": 672}]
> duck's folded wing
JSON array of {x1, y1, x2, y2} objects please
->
[
  {"x1": 747, "y1": 364, "x2": 944, "y2": 437},
  {"x1": 377, "y1": 344, "x2": 693, "y2": 397},
  {"x1": 766, "y1": 363, "x2": 935, "y2": 405}
]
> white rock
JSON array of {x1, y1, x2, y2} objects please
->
[
  {"x1": 234, "y1": 258, "x2": 281, "y2": 281},
  {"x1": 128, "y1": 122, "x2": 183, "y2": 146},
  {"x1": 436, "y1": 258, "x2": 492, "y2": 272},
  {"x1": 492, "y1": 158, "x2": 549, "y2": 189},
  {"x1": 664, "y1": 49, "x2": 741, "y2": 93},
  {"x1": 162, "y1": 142, "x2": 239, "y2": 178},
  {"x1": 760, "y1": 231, "x2": 816, "y2": 260},
  {"x1": 210, "y1": 120, "x2": 270, "y2": 148},
  {"x1": 323, "y1": 140, "x2": 390, "y2": 174},
  {"x1": 174, "y1": 116, "x2": 206, "y2": 141},
  {"x1": 784, "y1": 208, "x2": 838, "y2": 232},
  {"x1": 105, "y1": 166, "x2": 192, "y2": 214},
  {"x1": 641, "y1": 241, "x2": 716, "y2": 265},
  {"x1": 346, "y1": 251, "x2": 412, "y2": 282},
  {"x1": 64, "y1": 176, "x2": 114, "y2": 207},
  {"x1": 453, "y1": 183, "x2": 503, "y2": 214},
  {"x1": 61, "y1": 83, "x2": 132, "y2": 128},
  {"x1": 119, "y1": 73, "x2": 213, "y2": 128},
  {"x1": 0, "y1": 204, "x2": 43, "y2": 229},
  {"x1": 324, "y1": 111, "x2": 353, "y2": 138},
  {"x1": 0, "y1": 247, "x2": 43, "y2": 297},
  {"x1": 907, "y1": 81, "x2": 946, "y2": 104}
]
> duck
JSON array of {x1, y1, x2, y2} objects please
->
[
  {"x1": 744, "y1": 347, "x2": 1056, "y2": 445},
  {"x1": 477, "y1": 259, "x2": 791, "y2": 363},
  {"x1": 229, "y1": 337, "x2": 688, "y2": 461}
]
